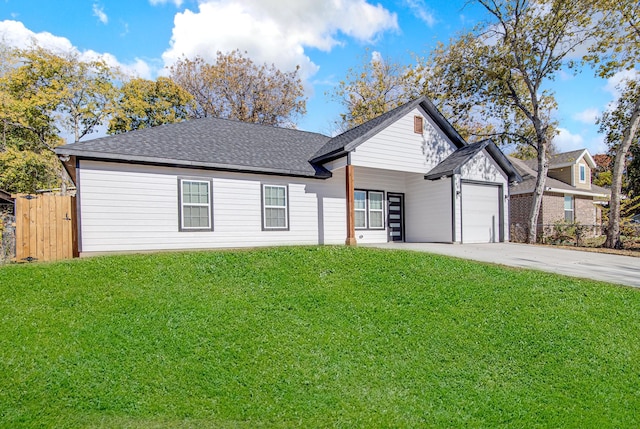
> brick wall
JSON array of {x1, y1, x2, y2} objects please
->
[{"x1": 509, "y1": 193, "x2": 532, "y2": 227}]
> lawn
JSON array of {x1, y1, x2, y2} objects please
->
[{"x1": 1, "y1": 246, "x2": 639, "y2": 428}]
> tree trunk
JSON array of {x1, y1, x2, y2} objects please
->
[
  {"x1": 604, "y1": 98, "x2": 640, "y2": 248},
  {"x1": 527, "y1": 142, "x2": 549, "y2": 244}
]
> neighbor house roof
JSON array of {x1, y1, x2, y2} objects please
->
[
  {"x1": 310, "y1": 96, "x2": 467, "y2": 163},
  {"x1": 522, "y1": 149, "x2": 596, "y2": 171},
  {"x1": 424, "y1": 140, "x2": 522, "y2": 183},
  {"x1": 0, "y1": 189, "x2": 13, "y2": 203},
  {"x1": 509, "y1": 156, "x2": 609, "y2": 198},
  {"x1": 55, "y1": 117, "x2": 332, "y2": 178}
]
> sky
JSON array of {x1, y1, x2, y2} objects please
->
[{"x1": 0, "y1": 0, "x2": 629, "y2": 155}]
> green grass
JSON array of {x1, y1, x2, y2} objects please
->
[{"x1": 1, "y1": 246, "x2": 639, "y2": 428}]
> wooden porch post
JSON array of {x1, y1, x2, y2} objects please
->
[{"x1": 345, "y1": 164, "x2": 357, "y2": 245}]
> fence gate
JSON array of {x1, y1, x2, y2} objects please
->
[{"x1": 14, "y1": 194, "x2": 78, "y2": 262}]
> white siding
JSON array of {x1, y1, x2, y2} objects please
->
[
  {"x1": 405, "y1": 176, "x2": 453, "y2": 242},
  {"x1": 350, "y1": 108, "x2": 456, "y2": 173},
  {"x1": 77, "y1": 161, "x2": 342, "y2": 253}
]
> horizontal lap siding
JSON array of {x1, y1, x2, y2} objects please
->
[
  {"x1": 405, "y1": 176, "x2": 452, "y2": 242},
  {"x1": 350, "y1": 108, "x2": 456, "y2": 173},
  {"x1": 78, "y1": 161, "x2": 338, "y2": 253}
]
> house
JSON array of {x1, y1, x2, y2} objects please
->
[
  {"x1": 54, "y1": 96, "x2": 520, "y2": 255},
  {"x1": 509, "y1": 149, "x2": 609, "y2": 236}
]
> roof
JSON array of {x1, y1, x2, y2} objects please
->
[
  {"x1": 311, "y1": 95, "x2": 467, "y2": 163},
  {"x1": 424, "y1": 140, "x2": 522, "y2": 183},
  {"x1": 55, "y1": 117, "x2": 332, "y2": 178},
  {"x1": 522, "y1": 149, "x2": 596, "y2": 170},
  {"x1": 509, "y1": 156, "x2": 609, "y2": 197}
]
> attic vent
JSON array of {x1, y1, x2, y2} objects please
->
[{"x1": 414, "y1": 116, "x2": 423, "y2": 134}]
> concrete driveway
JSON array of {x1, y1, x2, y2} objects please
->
[{"x1": 367, "y1": 242, "x2": 640, "y2": 288}]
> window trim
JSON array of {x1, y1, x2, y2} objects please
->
[
  {"x1": 354, "y1": 190, "x2": 367, "y2": 229},
  {"x1": 178, "y1": 177, "x2": 214, "y2": 232},
  {"x1": 579, "y1": 164, "x2": 586, "y2": 183},
  {"x1": 354, "y1": 189, "x2": 386, "y2": 230},
  {"x1": 262, "y1": 184, "x2": 289, "y2": 231},
  {"x1": 564, "y1": 195, "x2": 574, "y2": 223}
]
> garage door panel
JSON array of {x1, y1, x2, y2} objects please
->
[{"x1": 462, "y1": 183, "x2": 501, "y2": 244}]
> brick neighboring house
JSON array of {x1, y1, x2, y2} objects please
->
[{"x1": 508, "y1": 149, "x2": 609, "y2": 239}]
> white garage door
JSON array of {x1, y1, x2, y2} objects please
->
[{"x1": 461, "y1": 183, "x2": 501, "y2": 243}]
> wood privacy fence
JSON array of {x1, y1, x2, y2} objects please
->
[{"x1": 13, "y1": 193, "x2": 78, "y2": 262}]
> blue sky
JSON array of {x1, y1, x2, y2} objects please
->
[{"x1": 0, "y1": 0, "x2": 625, "y2": 154}]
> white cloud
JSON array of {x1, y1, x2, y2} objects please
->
[
  {"x1": 370, "y1": 50, "x2": 382, "y2": 64},
  {"x1": 149, "y1": 0, "x2": 183, "y2": 6},
  {"x1": 553, "y1": 127, "x2": 585, "y2": 151},
  {"x1": 0, "y1": 20, "x2": 154, "y2": 79},
  {"x1": 92, "y1": 3, "x2": 108, "y2": 25},
  {"x1": 572, "y1": 107, "x2": 599, "y2": 125},
  {"x1": 161, "y1": 0, "x2": 398, "y2": 82},
  {"x1": 604, "y1": 69, "x2": 640, "y2": 98},
  {"x1": 403, "y1": 0, "x2": 435, "y2": 27}
]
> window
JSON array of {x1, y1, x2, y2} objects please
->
[
  {"x1": 564, "y1": 195, "x2": 574, "y2": 222},
  {"x1": 579, "y1": 164, "x2": 586, "y2": 183},
  {"x1": 179, "y1": 179, "x2": 212, "y2": 230},
  {"x1": 263, "y1": 185, "x2": 288, "y2": 230},
  {"x1": 368, "y1": 191, "x2": 384, "y2": 229},
  {"x1": 414, "y1": 116, "x2": 423, "y2": 134},
  {"x1": 354, "y1": 190, "x2": 385, "y2": 230}
]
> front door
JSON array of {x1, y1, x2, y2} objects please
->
[{"x1": 387, "y1": 193, "x2": 404, "y2": 242}]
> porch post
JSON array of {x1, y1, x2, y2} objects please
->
[{"x1": 345, "y1": 164, "x2": 357, "y2": 245}]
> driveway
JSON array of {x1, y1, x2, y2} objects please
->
[{"x1": 367, "y1": 242, "x2": 640, "y2": 288}]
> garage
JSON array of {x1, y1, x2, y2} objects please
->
[{"x1": 461, "y1": 182, "x2": 503, "y2": 243}]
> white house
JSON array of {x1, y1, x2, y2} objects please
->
[{"x1": 55, "y1": 96, "x2": 521, "y2": 255}]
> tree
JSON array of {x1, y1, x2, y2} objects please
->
[
  {"x1": 587, "y1": 0, "x2": 640, "y2": 248},
  {"x1": 108, "y1": 77, "x2": 194, "y2": 134},
  {"x1": 425, "y1": 0, "x2": 598, "y2": 243},
  {"x1": 170, "y1": 50, "x2": 306, "y2": 128},
  {"x1": 329, "y1": 51, "x2": 418, "y2": 130},
  {"x1": 592, "y1": 153, "x2": 613, "y2": 188}
]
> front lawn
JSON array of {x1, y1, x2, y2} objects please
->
[{"x1": 1, "y1": 246, "x2": 638, "y2": 428}]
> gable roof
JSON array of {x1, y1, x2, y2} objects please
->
[
  {"x1": 528, "y1": 149, "x2": 596, "y2": 170},
  {"x1": 424, "y1": 140, "x2": 522, "y2": 183},
  {"x1": 509, "y1": 156, "x2": 609, "y2": 197},
  {"x1": 310, "y1": 96, "x2": 467, "y2": 163},
  {"x1": 55, "y1": 117, "x2": 332, "y2": 178}
]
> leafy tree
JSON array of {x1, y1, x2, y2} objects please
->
[
  {"x1": 587, "y1": 0, "x2": 640, "y2": 248},
  {"x1": 170, "y1": 50, "x2": 306, "y2": 128},
  {"x1": 329, "y1": 51, "x2": 418, "y2": 130},
  {"x1": 108, "y1": 77, "x2": 194, "y2": 134},
  {"x1": 592, "y1": 154, "x2": 613, "y2": 188},
  {"x1": 424, "y1": 0, "x2": 598, "y2": 243}
]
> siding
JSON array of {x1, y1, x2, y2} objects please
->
[
  {"x1": 77, "y1": 160, "x2": 343, "y2": 253},
  {"x1": 350, "y1": 108, "x2": 456, "y2": 173},
  {"x1": 405, "y1": 176, "x2": 452, "y2": 242}
]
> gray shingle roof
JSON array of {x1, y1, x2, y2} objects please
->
[
  {"x1": 55, "y1": 117, "x2": 332, "y2": 178},
  {"x1": 509, "y1": 156, "x2": 609, "y2": 196},
  {"x1": 424, "y1": 140, "x2": 489, "y2": 179},
  {"x1": 311, "y1": 95, "x2": 467, "y2": 163},
  {"x1": 424, "y1": 140, "x2": 522, "y2": 183}
]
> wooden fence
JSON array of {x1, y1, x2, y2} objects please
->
[{"x1": 13, "y1": 193, "x2": 78, "y2": 262}]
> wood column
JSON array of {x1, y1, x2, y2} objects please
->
[{"x1": 345, "y1": 164, "x2": 357, "y2": 245}]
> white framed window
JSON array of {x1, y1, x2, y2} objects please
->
[
  {"x1": 354, "y1": 189, "x2": 385, "y2": 230},
  {"x1": 179, "y1": 179, "x2": 212, "y2": 231},
  {"x1": 579, "y1": 164, "x2": 586, "y2": 183},
  {"x1": 368, "y1": 191, "x2": 384, "y2": 229},
  {"x1": 354, "y1": 190, "x2": 367, "y2": 229},
  {"x1": 263, "y1": 184, "x2": 288, "y2": 230},
  {"x1": 564, "y1": 195, "x2": 574, "y2": 222}
]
